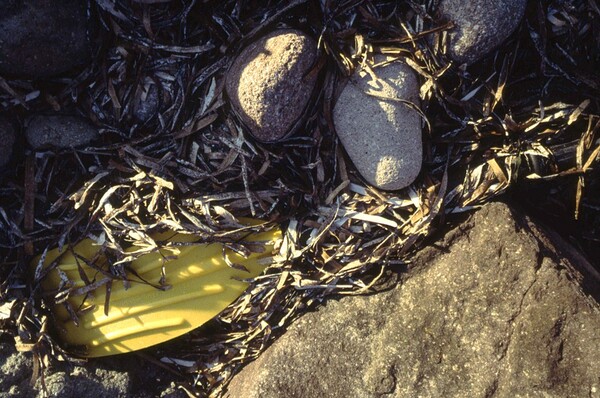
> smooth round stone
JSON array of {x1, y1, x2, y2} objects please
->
[
  {"x1": 0, "y1": 117, "x2": 16, "y2": 167},
  {"x1": 225, "y1": 29, "x2": 318, "y2": 143},
  {"x1": 334, "y1": 57, "x2": 422, "y2": 191},
  {"x1": 26, "y1": 115, "x2": 99, "y2": 149},
  {"x1": 0, "y1": 0, "x2": 91, "y2": 78},
  {"x1": 437, "y1": 0, "x2": 527, "y2": 65}
]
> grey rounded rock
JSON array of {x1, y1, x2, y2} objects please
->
[
  {"x1": 132, "y1": 79, "x2": 161, "y2": 123},
  {"x1": 0, "y1": 117, "x2": 16, "y2": 167},
  {"x1": 131, "y1": 75, "x2": 175, "y2": 123},
  {"x1": 0, "y1": 0, "x2": 91, "y2": 78},
  {"x1": 334, "y1": 57, "x2": 422, "y2": 191},
  {"x1": 26, "y1": 115, "x2": 99, "y2": 150},
  {"x1": 437, "y1": 0, "x2": 527, "y2": 65},
  {"x1": 225, "y1": 29, "x2": 318, "y2": 143}
]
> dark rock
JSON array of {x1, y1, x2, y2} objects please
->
[
  {"x1": 0, "y1": 342, "x2": 34, "y2": 398},
  {"x1": 26, "y1": 115, "x2": 99, "y2": 149},
  {"x1": 130, "y1": 75, "x2": 175, "y2": 124},
  {"x1": 132, "y1": 79, "x2": 161, "y2": 123},
  {"x1": 334, "y1": 56, "x2": 422, "y2": 190},
  {"x1": 225, "y1": 29, "x2": 319, "y2": 143},
  {"x1": 38, "y1": 367, "x2": 131, "y2": 398},
  {"x1": 436, "y1": 0, "x2": 527, "y2": 65},
  {"x1": 0, "y1": 117, "x2": 16, "y2": 166},
  {"x1": 225, "y1": 202, "x2": 600, "y2": 398},
  {"x1": 0, "y1": 341, "x2": 187, "y2": 397},
  {"x1": 0, "y1": 0, "x2": 91, "y2": 78}
]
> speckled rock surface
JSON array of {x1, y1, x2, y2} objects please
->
[
  {"x1": 0, "y1": 0, "x2": 91, "y2": 78},
  {"x1": 224, "y1": 202, "x2": 600, "y2": 398},
  {"x1": 334, "y1": 57, "x2": 422, "y2": 190},
  {"x1": 437, "y1": 0, "x2": 527, "y2": 65},
  {"x1": 0, "y1": 342, "x2": 33, "y2": 398},
  {"x1": 225, "y1": 29, "x2": 318, "y2": 142},
  {"x1": 131, "y1": 73, "x2": 177, "y2": 123},
  {"x1": 0, "y1": 341, "x2": 187, "y2": 398},
  {"x1": 132, "y1": 78, "x2": 161, "y2": 123},
  {"x1": 26, "y1": 115, "x2": 99, "y2": 149},
  {"x1": 0, "y1": 117, "x2": 15, "y2": 167}
]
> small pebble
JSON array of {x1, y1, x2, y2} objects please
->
[
  {"x1": 436, "y1": 0, "x2": 527, "y2": 65},
  {"x1": 0, "y1": 117, "x2": 16, "y2": 167},
  {"x1": 334, "y1": 56, "x2": 422, "y2": 190},
  {"x1": 0, "y1": 0, "x2": 91, "y2": 78},
  {"x1": 132, "y1": 78, "x2": 161, "y2": 123},
  {"x1": 226, "y1": 29, "x2": 319, "y2": 143},
  {"x1": 26, "y1": 115, "x2": 99, "y2": 150}
]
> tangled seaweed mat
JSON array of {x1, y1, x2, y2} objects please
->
[{"x1": 0, "y1": 1, "x2": 599, "y2": 397}]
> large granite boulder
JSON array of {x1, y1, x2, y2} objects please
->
[{"x1": 225, "y1": 202, "x2": 600, "y2": 398}]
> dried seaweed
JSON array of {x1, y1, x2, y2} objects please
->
[{"x1": 1, "y1": 0, "x2": 599, "y2": 397}]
